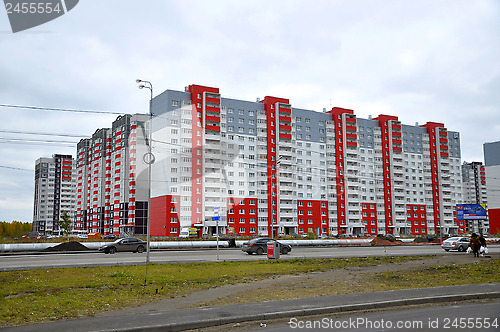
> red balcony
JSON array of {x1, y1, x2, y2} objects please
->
[
  {"x1": 440, "y1": 145, "x2": 449, "y2": 150},
  {"x1": 346, "y1": 133, "x2": 357, "y2": 140},
  {"x1": 392, "y1": 131, "x2": 401, "y2": 137},
  {"x1": 346, "y1": 141, "x2": 357, "y2": 147},
  {"x1": 205, "y1": 105, "x2": 220, "y2": 113},
  {"x1": 440, "y1": 152, "x2": 449, "y2": 157},
  {"x1": 279, "y1": 115, "x2": 291, "y2": 123},
  {"x1": 439, "y1": 137, "x2": 448, "y2": 143},
  {"x1": 279, "y1": 133, "x2": 292, "y2": 140},
  {"x1": 205, "y1": 115, "x2": 220, "y2": 123},
  {"x1": 278, "y1": 107, "x2": 291, "y2": 114},
  {"x1": 205, "y1": 124, "x2": 220, "y2": 132},
  {"x1": 393, "y1": 138, "x2": 402, "y2": 145},
  {"x1": 346, "y1": 125, "x2": 356, "y2": 132},
  {"x1": 393, "y1": 146, "x2": 403, "y2": 152},
  {"x1": 205, "y1": 96, "x2": 220, "y2": 104},
  {"x1": 279, "y1": 124, "x2": 292, "y2": 131},
  {"x1": 392, "y1": 124, "x2": 401, "y2": 130},
  {"x1": 345, "y1": 117, "x2": 356, "y2": 124}
]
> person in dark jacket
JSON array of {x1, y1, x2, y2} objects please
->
[
  {"x1": 469, "y1": 233, "x2": 481, "y2": 257},
  {"x1": 478, "y1": 233, "x2": 486, "y2": 247}
]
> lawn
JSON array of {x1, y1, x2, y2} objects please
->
[{"x1": 1, "y1": 256, "x2": 497, "y2": 326}]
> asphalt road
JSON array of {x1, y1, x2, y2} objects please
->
[
  {"x1": 252, "y1": 301, "x2": 500, "y2": 332},
  {"x1": 1, "y1": 245, "x2": 498, "y2": 271}
]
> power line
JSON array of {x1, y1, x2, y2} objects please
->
[
  {"x1": 0, "y1": 138, "x2": 79, "y2": 144},
  {"x1": 0, "y1": 164, "x2": 33, "y2": 172},
  {"x1": 0, "y1": 104, "x2": 126, "y2": 115},
  {"x1": 0, "y1": 129, "x2": 89, "y2": 138}
]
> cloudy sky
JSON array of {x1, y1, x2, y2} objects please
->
[{"x1": 0, "y1": 0, "x2": 499, "y2": 223}]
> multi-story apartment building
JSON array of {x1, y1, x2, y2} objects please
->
[
  {"x1": 33, "y1": 154, "x2": 76, "y2": 235},
  {"x1": 461, "y1": 161, "x2": 488, "y2": 233},
  {"x1": 74, "y1": 84, "x2": 465, "y2": 237},
  {"x1": 484, "y1": 141, "x2": 500, "y2": 234},
  {"x1": 75, "y1": 114, "x2": 149, "y2": 236}
]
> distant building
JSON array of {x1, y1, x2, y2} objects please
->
[
  {"x1": 484, "y1": 141, "x2": 500, "y2": 234},
  {"x1": 74, "y1": 84, "x2": 465, "y2": 237},
  {"x1": 33, "y1": 154, "x2": 76, "y2": 235},
  {"x1": 461, "y1": 161, "x2": 488, "y2": 233}
]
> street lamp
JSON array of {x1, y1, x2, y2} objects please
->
[
  {"x1": 273, "y1": 156, "x2": 283, "y2": 239},
  {"x1": 136, "y1": 79, "x2": 153, "y2": 264}
]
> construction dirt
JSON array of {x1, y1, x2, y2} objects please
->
[{"x1": 41, "y1": 241, "x2": 89, "y2": 252}]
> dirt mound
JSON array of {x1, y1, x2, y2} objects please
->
[
  {"x1": 371, "y1": 235, "x2": 403, "y2": 246},
  {"x1": 42, "y1": 241, "x2": 89, "y2": 252}
]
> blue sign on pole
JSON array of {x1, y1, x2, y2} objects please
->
[
  {"x1": 456, "y1": 204, "x2": 487, "y2": 220},
  {"x1": 214, "y1": 216, "x2": 219, "y2": 221}
]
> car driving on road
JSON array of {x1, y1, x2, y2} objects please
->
[
  {"x1": 241, "y1": 237, "x2": 291, "y2": 255},
  {"x1": 99, "y1": 237, "x2": 147, "y2": 254},
  {"x1": 441, "y1": 237, "x2": 470, "y2": 252}
]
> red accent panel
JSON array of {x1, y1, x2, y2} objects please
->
[
  {"x1": 151, "y1": 195, "x2": 181, "y2": 236},
  {"x1": 279, "y1": 133, "x2": 292, "y2": 139},
  {"x1": 361, "y1": 202, "x2": 378, "y2": 235},
  {"x1": 226, "y1": 197, "x2": 258, "y2": 236},
  {"x1": 188, "y1": 85, "x2": 220, "y2": 226},
  {"x1": 206, "y1": 115, "x2": 220, "y2": 122},
  {"x1": 205, "y1": 124, "x2": 221, "y2": 132},
  {"x1": 488, "y1": 208, "x2": 500, "y2": 234},
  {"x1": 406, "y1": 204, "x2": 427, "y2": 235},
  {"x1": 421, "y1": 122, "x2": 446, "y2": 233},
  {"x1": 279, "y1": 124, "x2": 292, "y2": 131},
  {"x1": 297, "y1": 200, "x2": 329, "y2": 235},
  {"x1": 373, "y1": 115, "x2": 400, "y2": 234},
  {"x1": 261, "y1": 96, "x2": 290, "y2": 237}
]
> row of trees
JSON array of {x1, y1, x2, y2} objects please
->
[{"x1": 0, "y1": 221, "x2": 32, "y2": 238}]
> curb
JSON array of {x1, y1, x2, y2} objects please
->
[{"x1": 107, "y1": 291, "x2": 500, "y2": 332}]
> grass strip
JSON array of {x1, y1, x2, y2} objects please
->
[
  {"x1": 0, "y1": 256, "x2": 487, "y2": 326},
  {"x1": 199, "y1": 258, "x2": 499, "y2": 306}
]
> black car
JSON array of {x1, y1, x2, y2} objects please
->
[
  {"x1": 103, "y1": 234, "x2": 117, "y2": 240},
  {"x1": 99, "y1": 237, "x2": 147, "y2": 254},
  {"x1": 241, "y1": 237, "x2": 291, "y2": 255}
]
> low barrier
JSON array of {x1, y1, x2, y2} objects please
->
[
  {"x1": 3, "y1": 238, "x2": 496, "y2": 253},
  {"x1": 1, "y1": 239, "x2": 373, "y2": 253}
]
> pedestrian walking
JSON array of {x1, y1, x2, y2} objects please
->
[
  {"x1": 469, "y1": 233, "x2": 481, "y2": 257},
  {"x1": 478, "y1": 233, "x2": 487, "y2": 256},
  {"x1": 478, "y1": 233, "x2": 486, "y2": 248}
]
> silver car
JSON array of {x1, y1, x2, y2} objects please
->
[{"x1": 441, "y1": 237, "x2": 470, "y2": 252}]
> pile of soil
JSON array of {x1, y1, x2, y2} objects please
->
[
  {"x1": 371, "y1": 235, "x2": 403, "y2": 246},
  {"x1": 42, "y1": 241, "x2": 89, "y2": 252}
]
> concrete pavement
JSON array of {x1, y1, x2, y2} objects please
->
[{"x1": 3, "y1": 283, "x2": 499, "y2": 332}]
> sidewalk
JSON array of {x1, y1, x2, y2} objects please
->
[{"x1": 4, "y1": 283, "x2": 499, "y2": 332}]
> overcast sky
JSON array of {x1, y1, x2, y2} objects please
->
[{"x1": 1, "y1": 0, "x2": 499, "y2": 223}]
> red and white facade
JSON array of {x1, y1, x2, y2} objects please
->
[
  {"x1": 75, "y1": 114, "x2": 149, "y2": 236},
  {"x1": 75, "y1": 84, "x2": 465, "y2": 237},
  {"x1": 33, "y1": 154, "x2": 76, "y2": 235}
]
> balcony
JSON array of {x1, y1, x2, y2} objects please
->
[
  {"x1": 345, "y1": 125, "x2": 357, "y2": 132},
  {"x1": 279, "y1": 115, "x2": 292, "y2": 123}
]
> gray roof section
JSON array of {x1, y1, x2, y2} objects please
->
[
  {"x1": 293, "y1": 107, "x2": 330, "y2": 143},
  {"x1": 484, "y1": 141, "x2": 500, "y2": 166}
]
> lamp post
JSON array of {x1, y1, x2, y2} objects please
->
[
  {"x1": 273, "y1": 156, "x2": 283, "y2": 239},
  {"x1": 136, "y1": 79, "x2": 153, "y2": 264}
]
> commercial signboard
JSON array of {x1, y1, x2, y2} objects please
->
[{"x1": 456, "y1": 204, "x2": 487, "y2": 220}]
